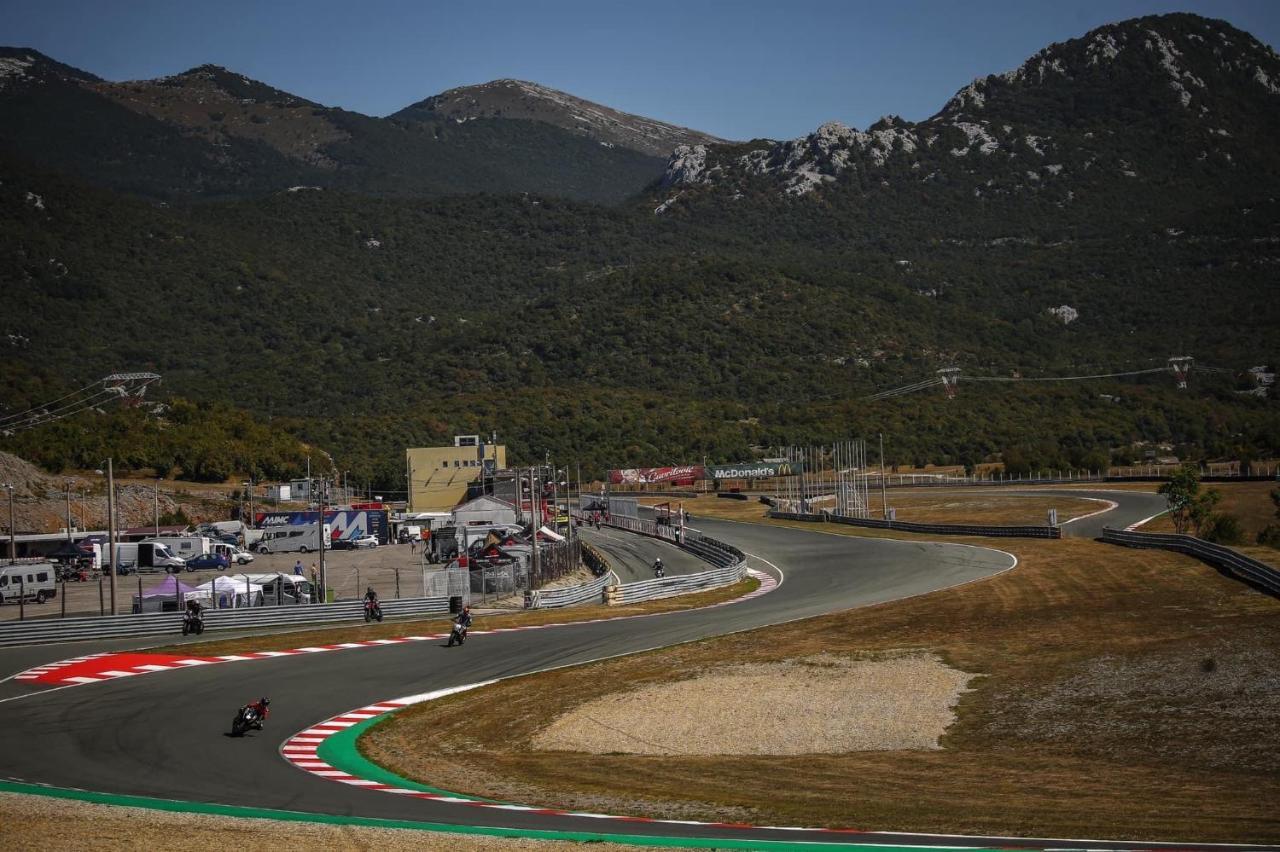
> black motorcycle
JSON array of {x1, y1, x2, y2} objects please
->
[
  {"x1": 364, "y1": 599, "x2": 383, "y2": 622},
  {"x1": 447, "y1": 621, "x2": 467, "y2": 647},
  {"x1": 231, "y1": 705, "x2": 261, "y2": 737},
  {"x1": 182, "y1": 609, "x2": 204, "y2": 636}
]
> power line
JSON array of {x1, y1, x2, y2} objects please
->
[{"x1": 0, "y1": 373, "x2": 161, "y2": 435}]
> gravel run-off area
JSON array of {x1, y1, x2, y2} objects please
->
[{"x1": 533, "y1": 652, "x2": 974, "y2": 755}]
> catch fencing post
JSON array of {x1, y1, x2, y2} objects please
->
[
  {"x1": 61, "y1": 576, "x2": 66, "y2": 618},
  {"x1": 137, "y1": 575, "x2": 142, "y2": 614},
  {"x1": 395, "y1": 567, "x2": 400, "y2": 599},
  {"x1": 98, "y1": 574, "x2": 104, "y2": 615},
  {"x1": 17, "y1": 575, "x2": 24, "y2": 621}
]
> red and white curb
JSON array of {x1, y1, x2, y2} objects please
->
[
  {"x1": 12, "y1": 651, "x2": 111, "y2": 681},
  {"x1": 13, "y1": 568, "x2": 777, "y2": 687},
  {"x1": 279, "y1": 681, "x2": 876, "y2": 837}
]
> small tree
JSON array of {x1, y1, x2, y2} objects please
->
[{"x1": 1157, "y1": 465, "x2": 1221, "y2": 536}]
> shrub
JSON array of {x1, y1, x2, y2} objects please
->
[
  {"x1": 1200, "y1": 512, "x2": 1244, "y2": 546},
  {"x1": 1257, "y1": 523, "x2": 1280, "y2": 548}
]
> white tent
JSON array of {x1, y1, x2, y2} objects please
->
[
  {"x1": 193, "y1": 574, "x2": 266, "y2": 609},
  {"x1": 537, "y1": 525, "x2": 565, "y2": 542}
]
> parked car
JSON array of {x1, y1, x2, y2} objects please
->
[
  {"x1": 328, "y1": 538, "x2": 356, "y2": 551},
  {"x1": 185, "y1": 553, "x2": 230, "y2": 571},
  {"x1": 231, "y1": 548, "x2": 255, "y2": 565},
  {"x1": 351, "y1": 534, "x2": 379, "y2": 549}
]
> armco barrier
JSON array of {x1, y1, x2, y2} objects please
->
[
  {"x1": 769, "y1": 510, "x2": 1061, "y2": 539},
  {"x1": 526, "y1": 574, "x2": 611, "y2": 609},
  {"x1": 1101, "y1": 528, "x2": 1280, "y2": 595},
  {"x1": 0, "y1": 596, "x2": 453, "y2": 647},
  {"x1": 607, "y1": 560, "x2": 746, "y2": 606}
]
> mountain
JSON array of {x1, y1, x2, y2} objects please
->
[
  {"x1": 394, "y1": 79, "x2": 724, "y2": 158},
  {"x1": 1, "y1": 14, "x2": 1277, "y2": 489},
  {"x1": 0, "y1": 52, "x2": 710, "y2": 203},
  {"x1": 659, "y1": 14, "x2": 1280, "y2": 208}
]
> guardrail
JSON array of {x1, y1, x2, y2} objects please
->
[
  {"x1": 1100, "y1": 528, "x2": 1280, "y2": 595},
  {"x1": 768, "y1": 510, "x2": 1062, "y2": 539},
  {"x1": 607, "y1": 560, "x2": 746, "y2": 606},
  {"x1": 0, "y1": 596, "x2": 453, "y2": 647},
  {"x1": 526, "y1": 574, "x2": 611, "y2": 609}
]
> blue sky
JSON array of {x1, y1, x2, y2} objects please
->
[{"x1": 4, "y1": 0, "x2": 1278, "y2": 140}]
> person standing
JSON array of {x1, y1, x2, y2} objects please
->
[{"x1": 293, "y1": 559, "x2": 304, "y2": 576}]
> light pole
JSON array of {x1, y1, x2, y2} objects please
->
[
  {"x1": 4, "y1": 483, "x2": 14, "y2": 564},
  {"x1": 879, "y1": 433, "x2": 889, "y2": 520},
  {"x1": 103, "y1": 459, "x2": 117, "y2": 615},
  {"x1": 154, "y1": 476, "x2": 161, "y2": 537},
  {"x1": 65, "y1": 479, "x2": 74, "y2": 541},
  {"x1": 316, "y1": 476, "x2": 327, "y2": 603}
]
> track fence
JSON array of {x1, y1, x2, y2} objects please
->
[
  {"x1": 1101, "y1": 528, "x2": 1280, "y2": 595},
  {"x1": 768, "y1": 510, "x2": 1061, "y2": 539}
]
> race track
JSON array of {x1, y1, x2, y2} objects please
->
[{"x1": 2, "y1": 491, "x2": 1237, "y2": 850}]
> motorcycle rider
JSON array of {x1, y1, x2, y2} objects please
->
[
  {"x1": 364, "y1": 586, "x2": 378, "y2": 603},
  {"x1": 653, "y1": 557, "x2": 664, "y2": 577},
  {"x1": 184, "y1": 597, "x2": 204, "y2": 622},
  {"x1": 245, "y1": 697, "x2": 270, "y2": 729}
]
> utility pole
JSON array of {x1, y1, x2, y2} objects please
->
[
  {"x1": 154, "y1": 477, "x2": 161, "y2": 537},
  {"x1": 879, "y1": 433, "x2": 889, "y2": 520},
  {"x1": 65, "y1": 480, "x2": 73, "y2": 541},
  {"x1": 530, "y1": 466, "x2": 541, "y2": 581},
  {"x1": 317, "y1": 476, "x2": 327, "y2": 603},
  {"x1": 106, "y1": 459, "x2": 117, "y2": 615},
  {"x1": 4, "y1": 483, "x2": 14, "y2": 564}
]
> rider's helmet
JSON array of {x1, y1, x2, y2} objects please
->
[
  {"x1": 463, "y1": 604, "x2": 470, "y2": 612},
  {"x1": 260, "y1": 697, "x2": 270, "y2": 706}
]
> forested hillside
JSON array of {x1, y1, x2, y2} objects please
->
[{"x1": 1, "y1": 13, "x2": 1278, "y2": 489}]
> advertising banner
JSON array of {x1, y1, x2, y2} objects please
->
[
  {"x1": 608, "y1": 465, "x2": 705, "y2": 485},
  {"x1": 254, "y1": 509, "x2": 391, "y2": 544},
  {"x1": 707, "y1": 461, "x2": 804, "y2": 479}
]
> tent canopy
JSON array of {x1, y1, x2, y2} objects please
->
[{"x1": 142, "y1": 576, "x2": 197, "y2": 598}]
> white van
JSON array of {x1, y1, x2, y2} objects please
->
[{"x1": 0, "y1": 564, "x2": 58, "y2": 605}]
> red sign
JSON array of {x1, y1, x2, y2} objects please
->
[
  {"x1": 351, "y1": 502, "x2": 385, "y2": 511},
  {"x1": 609, "y1": 465, "x2": 705, "y2": 486}
]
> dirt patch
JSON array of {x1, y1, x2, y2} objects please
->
[
  {"x1": 0, "y1": 790, "x2": 662, "y2": 851},
  {"x1": 532, "y1": 652, "x2": 973, "y2": 755}
]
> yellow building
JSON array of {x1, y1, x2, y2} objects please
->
[{"x1": 406, "y1": 436, "x2": 507, "y2": 511}]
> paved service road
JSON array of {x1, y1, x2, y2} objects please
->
[{"x1": 0, "y1": 517, "x2": 1237, "y2": 850}]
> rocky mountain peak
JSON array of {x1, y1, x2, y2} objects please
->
[
  {"x1": 661, "y1": 13, "x2": 1280, "y2": 203},
  {"x1": 0, "y1": 47, "x2": 99, "y2": 92},
  {"x1": 396, "y1": 78, "x2": 724, "y2": 158}
]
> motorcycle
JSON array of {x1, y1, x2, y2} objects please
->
[
  {"x1": 653, "y1": 561, "x2": 665, "y2": 578},
  {"x1": 364, "y1": 599, "x2": 383, "y2": 622},
  {"x1": 182, "y1": 609, "x2": 205, "y2": 636},
  {"x1": 447, "y1": 621, "x2": 467, "y2": 647},
  {"x1": 230, "y1": 705, "x2": 261, "y2": 737}
]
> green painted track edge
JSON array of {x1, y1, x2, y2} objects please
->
[
  {"x1": 0, "y1": 777, "x2": 1003, "y2": 850},
  {"x1": 320, "y1": 713, "x2": 491, "y2": 799}
]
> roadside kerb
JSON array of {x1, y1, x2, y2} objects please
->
[
  {"x1": 0, "y1": 596, "x2": 452, "y2": 647},
  {"x1": 768, "y1": 510, "x2": 1062, "y2": 539},
  {"x1": 1100, "y1": 527, "x2": 1280, "y2": 595}
]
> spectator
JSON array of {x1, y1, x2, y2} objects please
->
[{"x1": 293, "y1": 559, "x2": 304, "y2": 576}]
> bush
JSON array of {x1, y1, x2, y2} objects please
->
[
  {"x1": 1257, "y1": 523, "x2": 1280, "y2": 548},
  {"x1": 1200, "y1": 512, "x2": 1245, "y2": 546}
]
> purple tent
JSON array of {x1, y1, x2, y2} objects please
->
[{"x1": 141, "y1": 576, "x2": 197, "y2": 599}]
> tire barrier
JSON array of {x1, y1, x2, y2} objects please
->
[
  {"x1": 0, "y1": 596, "x2": 453, "y2": 647},
  {"x1": 1100, "y1": 527, "x2": 1280, "y2": 595},
  {"x1": 717, "y1": 492, "x2": 749, "y2": 500},
  {"x1": 768, "y1": 510, "x2": 1062, "y2": 539}
]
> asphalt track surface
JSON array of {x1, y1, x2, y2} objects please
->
[
  {"x1": 577, "y1": 525, "x2": 705, "y2": 582},
  {"x1": 1, "y1": 489, "x2": 1245, "y2": 850}
]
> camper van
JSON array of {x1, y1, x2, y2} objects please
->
[
  {"x1": 146, "y1": 536, "x2": 214, "y2": 562},
  {"x1": 255, "y1": 523, "x2": 330, "y2": 554},
  {"x1": 0, "y1": 563, "x2": 58, "y2": 604},
  {"x1": 111, "y1": 542, "x2": 187, "y2": 574}
]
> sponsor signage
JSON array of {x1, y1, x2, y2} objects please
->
[
  {"x1": 254, "y1": 509, "x2": 391, "y2": 544},
  {"x1": 707, "y1": 461, "x2": 804, "y2": 479},
  {"x1": 608, "y1": 465, "x2": 705, "y2": 485}
]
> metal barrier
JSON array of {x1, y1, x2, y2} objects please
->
[
  {"x1": 526, "y1": 574, "x2": 611, "y2": 609},
  {"x1": 1100, "y1": 528, "x2": 1280, "y2": 595},
  {"x1": 0, "y1": 596, "x2": 453, "y2": 647},
  {"x1": 607, "y1": 560, "x2": 746, "y2": 605},
  {"x1": 768, "y1": 510, "x2": 1061, "y2": 539}
]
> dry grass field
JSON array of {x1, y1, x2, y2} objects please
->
[
  {"x1": 1138, "y1": 480, "x2": 1278, "y2": 539},
  {"x1": 362, "y1": 526, "x2": 1280, "y2": 843}
]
